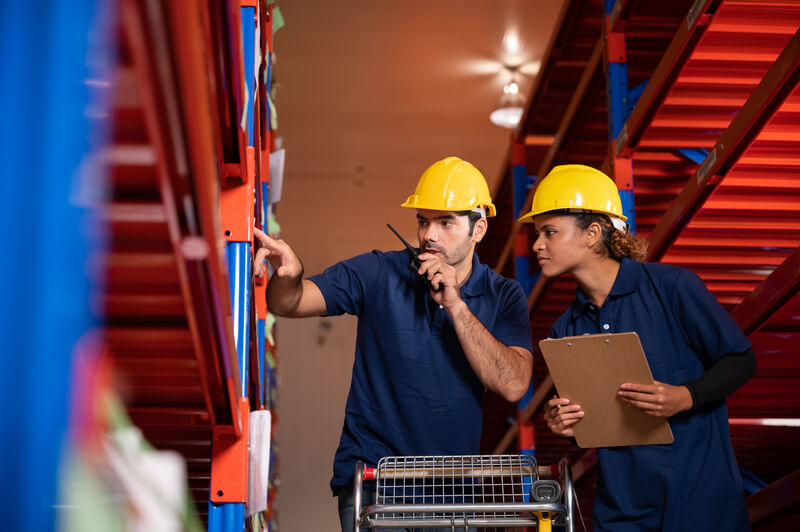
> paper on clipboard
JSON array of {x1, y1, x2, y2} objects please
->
[{"x1": 539, "y1": 332, "x2": 673, "y2": 448}]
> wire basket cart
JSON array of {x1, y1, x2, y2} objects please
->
[{"x1": 354, "y1": 454, "x2": 574, "y2": 531}]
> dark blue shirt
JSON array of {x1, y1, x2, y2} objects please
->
[
  {"x1": 550, "y1": 258, "x2": 751, "y2": 531},
  {"x1": 310, "y1": 250, "x2": 533, "y2": 492}
]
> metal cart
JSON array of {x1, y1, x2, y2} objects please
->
[{"x1": 354, "y1": 454, "x2": 574, "y2": 531}]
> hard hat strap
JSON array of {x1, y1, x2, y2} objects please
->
[
  {"x1": 471, "y1": 206, "x2": 487, "y2": 220},
  {"x1": 556, "y1": 208, "x2": 628, "y2": 233},
  {"x1": 610, "y1": 216, "x2": 628, "y2": 233}
]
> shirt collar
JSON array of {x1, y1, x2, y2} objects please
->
[
  {"x1": 569, "y1": 257, "x2": 640, "y2": 318},
  {"x1": 609, "y1": 257, "x2": 640, "y2": 297},
  {"x1": 461, "y1": 253, "x2": 487, "y2": 297}
]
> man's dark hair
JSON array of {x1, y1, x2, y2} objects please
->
[{"x1": 455, "y1": 210, "x2": 484, "y2": 236}]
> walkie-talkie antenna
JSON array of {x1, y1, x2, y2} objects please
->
[
  {"x1": 386, "y1": 223, "x2": 415, "y2": 252},
  {"x1": 386, "y1": 223, "x2": 442, "y2": 292}
]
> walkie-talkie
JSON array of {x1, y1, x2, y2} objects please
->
[{"x1": 386, "y1": 223, "x2": 443, "y2": 292}]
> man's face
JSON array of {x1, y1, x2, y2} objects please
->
[
  {"x1": 532, "y1": 213, "x2": 590, "y2": 278},
  {"x1": 416, "y1": 209, "x2": 478, "y2": 267}
]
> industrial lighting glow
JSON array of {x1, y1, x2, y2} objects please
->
[
  {"x1": 504, "y1": 81, "x2": 520, "y2": 95},
  {"x1": 490, "y1": 79, "x2": 525, "y2": 129},
  {"x1": 728, "y1": 418, "x2": 800, "y2": 427},
  {"x1": 504, "y1": 31, "x2": 521, "y2": 56},
  {"x1": 490, "y1": 106, "x2": 524, "y2": 128}
]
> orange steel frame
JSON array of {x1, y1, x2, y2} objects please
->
[
  {"x1": 120, "y1": 0, "x2": 276, "y2": 520},
  {"x1": 493, "y1": 3, "x2": 800, "y2": 524},
  {"x1": 121, "y1": 0, "x2": 241, "y2": 430}
]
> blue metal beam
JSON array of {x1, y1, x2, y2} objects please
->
[
  {"x1": 628, "y1": 80, "x2": 648, "y2": 114},
  {"x1": 257, "y1": 318, "x2": 266, "y2": 407},
  {"x1": 607, "y1": 61, "x2": 629, "y2": 140},
  {"x1": 740, "y1": 466, "x2": 768, "y2": 495},
  {"x1": 226, "y1": 242, "x2": 252, "y2": 399},
  {"x1": 241, "y1": 6, "x2": 256, "y2": 147},
  {"x1": 208, "y1": 501, "x2": 246, "y2": 532},
  {"x1": 0, "y1": 1, "x2": 108, "y2": 530},
  {"x1": 677, "y1": 148, "x2": 710, "y2": 165}
]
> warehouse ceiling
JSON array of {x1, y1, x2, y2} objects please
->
[{"x1": 274, "y1": 0, "x2": 567, "y2": 269}]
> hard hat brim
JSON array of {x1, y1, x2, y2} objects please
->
[{"x1": 518, "y1": 207, "x2": 627, "y2": 223}]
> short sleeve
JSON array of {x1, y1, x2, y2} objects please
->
[
  {"x1": 492, "y1": 280, "x2": 533, "y2": 352},
  {"x1": 670, "y1": 268, "x2": 751, "y2": 365},
  {"x1": 308, "y1": 251, "x2": 384, "y2": 317}
]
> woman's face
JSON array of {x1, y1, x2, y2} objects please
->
[{"x1": 532, "y1": 213, "x2": 592, "y2": 278}]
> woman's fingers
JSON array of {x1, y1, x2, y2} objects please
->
[
  {"x1": 543, "y1": 400, "x2": 583, "y2": 437},
  {"x1": 618, "y1": 390, "x2": 659, "y2": 404},
  {"x1": 618, "y1": 381, "x2": 692, "y2": 417}
]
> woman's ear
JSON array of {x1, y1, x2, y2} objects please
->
[{"x1": 583, "y1": 221, "x2": 603, "y2": 249}]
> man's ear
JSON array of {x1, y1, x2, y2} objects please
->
[{"x1": 472, "y1": 217, "x2": 488, "y2": 243}]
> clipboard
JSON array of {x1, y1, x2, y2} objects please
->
[{"x1": 539, "y1": 332, "x2": 673, "y2": 448}]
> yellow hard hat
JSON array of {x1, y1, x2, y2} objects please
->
[
  {"x1": 401, "y1": 157, "x2": 497, "y2": 217},
  {"x1": 517, "y1": 164, "x2": 627, "y2": 223}
]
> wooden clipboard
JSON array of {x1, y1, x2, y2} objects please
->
[{"x1": 539, "y1": 332, "x2": 673, "y2": 448}]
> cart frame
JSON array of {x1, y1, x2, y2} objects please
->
[{"x1": 353, "y1": 455, "x2": 574, "y2": 531}]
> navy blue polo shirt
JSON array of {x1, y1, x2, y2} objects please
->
[
  {"x1": 309, "y1": 250, "x2": 532, "y2": 493},
  {"x1": 551, "y1": 258, "x2": 751, "y2": 531}
]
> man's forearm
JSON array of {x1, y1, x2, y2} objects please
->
[
  {"x1": 266, "y1": 274, "x2": 304, "y2": 316},
  {"x1": 449, "y1": 301, "x2": 532, "y2": 402}
]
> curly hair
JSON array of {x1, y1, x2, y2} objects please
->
[{"x1": 570, "y1": 212, "x2": 648, "y2": 261}]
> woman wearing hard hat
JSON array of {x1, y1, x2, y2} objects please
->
[{"x1": 519, "y1": 165, "x2": 755, "y2": 531}]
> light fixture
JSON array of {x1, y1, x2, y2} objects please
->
[{"x1": 490, "y1": 70, "x2": 525, "y2": 129}]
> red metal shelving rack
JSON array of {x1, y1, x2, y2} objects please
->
[
  {"x1": 485, "y1": 1, "x2": 800, "y2": 528},
  {"x1": 103, "y1": 1, "x2": 280, "y2": 528}
]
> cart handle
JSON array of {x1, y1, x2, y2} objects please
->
[{"x1": 359, "y1": 465, "x2": 550, "y2": 480}]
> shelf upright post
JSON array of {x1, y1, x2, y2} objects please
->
[
  {"x1": 210, "y1": 2, "x2": 259, "y2": 530},
  {"x1": 604, "y1": 0, "x2": 637, "y2": 231},
  {"x1": 255, "y1": 0, "x2": 276, "y2": 413},
  {"x1": 0, "y1": 2, "x2": 108, "y2": 530},
  {"x1": 512, "y1": 142, "x2": 538, "y2": 297},
  {"x1": 510, "y1": 142, "x2": 537, "y2": 458}
]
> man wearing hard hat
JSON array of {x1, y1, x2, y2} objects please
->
[{"x1": 254, "y1": 156, "x2": 533, "y2": 532}]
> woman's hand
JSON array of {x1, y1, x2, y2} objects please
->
[
  {"x1": 617, "y1": 381, "x2": 693, "y2": 418},
  {"x1": 542, "y1": 396, "x2": 584, "y2": 438}
]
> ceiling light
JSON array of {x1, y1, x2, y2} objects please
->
[
  {"x1": 490, "y1": 78, "x2": 525, "y2": 129},
  {"x1": 503, "y1": 30, "x2": 520, "y2": 56}
]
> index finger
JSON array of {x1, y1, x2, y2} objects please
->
[
  {"x1": 547, "y1": 397, "x2": 570, "y2": 408},
  {"x1": 416, "y1": 252, "x2": 441, "y2": 263},
  {"x1": 253, "y1": 227, "x2": 279, "y2": 248},
  {"x1": 416, "y1": 254, "x2": 442, "y2": 274},
  {"x1": 619, "y1": 382, "x2": 657, "y2": 393}
]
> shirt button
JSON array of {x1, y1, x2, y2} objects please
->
[{"x1": 602, "y1": 323, "x2": 610, "y2": 330}]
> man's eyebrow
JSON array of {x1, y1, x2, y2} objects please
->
[{"x1": 417, "y1": 214, "x2": 457, "y2": 221}]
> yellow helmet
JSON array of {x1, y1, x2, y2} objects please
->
[
  {"x1": 517, "y1": 164, "x2": 627, "y2": 223},
  {"x1": 401, "y1": 157, "x2": 497, "y2": 217}
]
